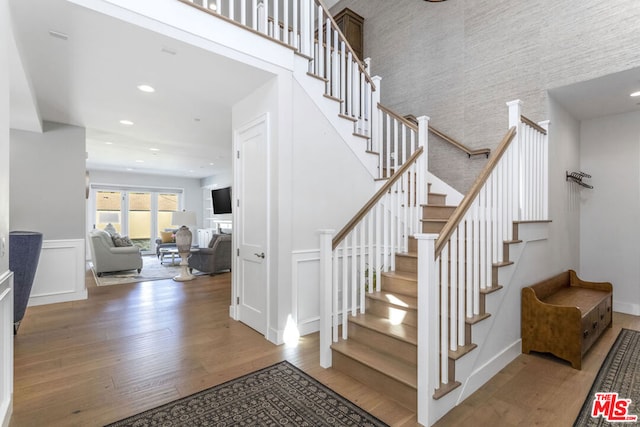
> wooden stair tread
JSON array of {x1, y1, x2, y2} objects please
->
[
  {"x1": 306, "y1": 71, "x2": 327, "y2": 82},
  {"x1": 395, "y1": 252, "x2": 417, "y2": 259},
  {"x1": 338, "y1": 113, "x2": 358, "y2": 122},
  {"x1": 480, "y1": 284, "x2": 503, "y2": 295},
  {"x1": 367, "y1": 291, "x2": 418, "y2": 310},
  {"x1": 331, "y1": 340, "x2": 417, "y2": 389},
  {"x1": 381, "y1": 271, "x2": 417, "y2": 282},
  {"x1": 350, "y1": 313, "x2": 417, "y2": 345},
  {"x1": 493, "y1": 261, "x2": 514, "y2": 268},
  {"x1": 353, "y1": 132, "x2": 370, "y2": 140},
  {"x1": 421, "y1": 218, "x2": 448, "y2": 223},
  {"x1": 449, "y1": 343, "x2": 477, "y2": 360},
  {"x1": 433, "y1": 381, "x2": 462, "y2": 400},
  {"x1": 421, "y1": 204, "x2": 458, "y2": 209},
  {"x1": 466, "y1": 313, "x2": 491, "y2": 325}
]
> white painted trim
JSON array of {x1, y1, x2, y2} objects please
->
[
  {"x1": 28, "y1": 239, "x2": 87, "y2": 307},
  {"x1": 457, "y1": 339, "x2": 522, "y2": 404},
  {"x1": 0, "y1": 271, "x2": 13, "y2": 427},
  {"x1": 291, "y1": 249, "x2": 320, "y2": 336},
  {"x1": 232, "y1": 113, "x2": 271, "y2": 339},
  {"x1": 613, "y1": 301, "x2": 640, "y2": 316}
]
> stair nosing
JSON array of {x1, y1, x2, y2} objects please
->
[
  {"x1": 331, "y1": 340, "x2": 417, "y2": 389},
  {"x1": 350, "y1": 313, "x2": 418, "y2": 345}
]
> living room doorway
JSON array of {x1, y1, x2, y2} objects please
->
[{"x1": 89, "y1": 185, "x2": 183, "y2": 255}]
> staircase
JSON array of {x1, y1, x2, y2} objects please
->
[{"x1": 175, "y1": 1, "x2": 551, "y2": 425}]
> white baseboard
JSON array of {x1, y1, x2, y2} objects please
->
[
  {"x1": 458, "y1": 339, "x2": 522, "y2": 404},
  {"x1": 28, "y1": 239, "x2": 87, "y2": 306},
  {"x1": 613, "y1": 301, "x2": 640, "y2": 316}
]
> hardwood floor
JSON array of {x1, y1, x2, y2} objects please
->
[
  {"x1": 10, "y1": 267, "x2": 416, "y2": 427},
  {"x1": 9, "y1": 266, "x2": 640, "y2": 426}
]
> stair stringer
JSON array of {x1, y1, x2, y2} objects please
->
[
  {"x1": 292, "y1": 55, "x2": 379, "y2": 179},
  {"x1": 428, "y1": 221, "x2": 551, "y2": 424}
]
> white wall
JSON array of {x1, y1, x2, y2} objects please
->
[
  {"x1": 1, "y1": 0, "x2": 14, "y2": 424},
  {"x1": 10, "y1": 123, "x2": 86, "y2": 240},
  {"x1": 580, "y1": 111, "x2": 640, "y2": 315}
]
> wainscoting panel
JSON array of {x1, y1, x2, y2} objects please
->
[
  {"x1": 0, "y1": 270, "x2": 13, "y2": 427},
  {"x1": 291, "y1": 250, "x2": 321, "y2": 336},
  {"x1": 29, "y1": 239, "x2": 87, "y2": 306}
]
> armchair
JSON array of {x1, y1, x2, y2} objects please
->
[
  {"x1": 89, "y1": 229, "x2": 143, "y2": 276},
  {"x1": 188, "y1": 234, "x2": 232, "y2": 275}
]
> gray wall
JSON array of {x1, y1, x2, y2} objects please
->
[
  {"x1": 89, "y1": 169, "x2": 204, "y2": 228},
  {"x1": 10, "y1": 122, "x2": 86, "y2": 240},
  {"x1": 331, "y1": 0, "x2": 640, "y2": 192}
]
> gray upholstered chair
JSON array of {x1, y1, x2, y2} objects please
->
[
  {"x1": 188, "y1": 234, "x2": 232, "y2": 275},
  {"x1": 89, "y1": 229, "x2": 143, "y2": 276}
]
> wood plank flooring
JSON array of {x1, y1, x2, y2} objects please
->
[
  {"x1": 9, "y1": 265, "x2": 640, "y2": 426},
  {"x1": 10, "y1": 267, "x2": 416, "y2": 427}
]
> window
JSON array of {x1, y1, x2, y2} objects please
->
[{"x1": 91, "y1": 186, "x2": 183, "y2": 255}]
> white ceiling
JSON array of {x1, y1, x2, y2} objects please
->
[
  {"x1": 549, "y1": 67, "x2": 640, "y2": 121},
  {"x1": 9, "y1": 0, "x2": 274, "y2": 179}
]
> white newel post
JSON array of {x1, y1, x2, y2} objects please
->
[
  {"x1": 319, "y1": 229, "x2": 334, "y2": 368},
  {"x1": 540, "y1": 120, "x2": 550, "y2": 220},
  {"x1": 416, "y1": 116, "x2": 430, "y2": 232},
  {"x1": 507, "y1": 100, "x2": 522, "y2": 224},
  {"x1": 416, "y1": 233, "x2": 439, "y2": 427}
]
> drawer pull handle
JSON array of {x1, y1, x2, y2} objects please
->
[
  {"x1": 593, "y1": 321, "x2": 598, "y2": 329},
  {"x1": 584, "y1": 330, "x2": 589, "y2": 338}
]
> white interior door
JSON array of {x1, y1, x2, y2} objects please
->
[{"x1": 235, "y1": 115, "x2": 269, "y2": 335}]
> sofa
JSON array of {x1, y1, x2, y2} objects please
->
[
  {"x1": 188, "y1": 234, "x2": 232, "y2": 275},
  {"x1": 89, "y1": 229, "x2": 143, "y2": 276}
]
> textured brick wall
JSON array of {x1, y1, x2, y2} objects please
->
[{"x1": 331, "y1": 0, "x2": 640, "y2": 192}]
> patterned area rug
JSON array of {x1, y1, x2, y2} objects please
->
[
  {"x1": 92, "y1": 255, "x2": 182, "y2": 286},
  {"x1": 574, "y1": 329, "x2": 640, "y2": 426},
  {"x1": 105, "y1": 361, "x2": 388, "y2": 427}
]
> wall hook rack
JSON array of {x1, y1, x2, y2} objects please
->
[{"x1": 566, "y1": 171, "x2": 593, "y2": 189}]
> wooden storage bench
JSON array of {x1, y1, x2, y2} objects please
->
[{"x1": 521, "y1": 270, "x2": 612, "y2": 370}]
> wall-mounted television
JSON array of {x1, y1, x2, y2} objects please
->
[{"x1": 211, "y1": 187, "x2": 232, "y2": 214}]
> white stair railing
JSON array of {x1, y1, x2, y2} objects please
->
[
  {"x1": 318, "y1": 116, "x2": 429, "y2": 368},
  {"x1": 416, "y1": 100, "x2": 549, "y2": 426},
  {"x1": 182, "y1": 0, "x2": 376, "y2": 138}
]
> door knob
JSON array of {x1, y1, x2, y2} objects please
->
[{"x1": 254, "y1": 252, "x2": 265, "y2": 259}]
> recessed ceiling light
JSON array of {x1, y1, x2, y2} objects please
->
[
  {"x1": 135, "y1": 160, "x2": 144, "y2": 163},
  {"x1": 149, "y1": 148, "x2": 160, "y2": 151},
  {"x1": 120, "y1": 120, "x2": 134, "y2": 125},
  {"x1": 631, "y1": 91, "x2": 640, "y2": 97},
  {"x1": 105, "y1": 141, "x2": 113, "y2": 145},
  {"x1": 137, "y1": 84, "x2": 155, "y2": 93},
  {"x1": 48, "y1": 30, "x2": 69, "y2": 40},
  {"x1": 209, "y1": 162, "x2": 214, "y2": 166},
  {"x1": 126, "y1": 168, "x2": 133, "y2": 171}
]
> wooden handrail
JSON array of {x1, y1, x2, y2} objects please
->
[
  {"x1": 332, "y1": 146, "x2": 424, "y2": 250},
  {"x1": 428, "y1": 126, "x2": 491, "y2": 158},
  {"x1": 316, "y1": 0, "x2": 376, "y2": 90},
  {"x1": 403, "y1": 114, "x2": 490, "y2": 158},
  {"x1": 435, "y1": 127, "x2": 517, "y2": 256},
  {"x1": 520, "y1": 115, "x2": 547, "y2": 135},
  {"x1": 377, "y1": 103, "x2": 418, "y2": 131}
]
